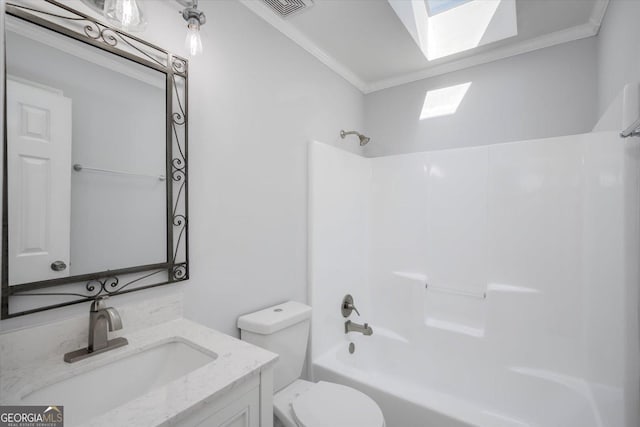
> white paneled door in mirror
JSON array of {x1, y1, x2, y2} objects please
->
[{"x1": 6, "y1": 78, "x2": 72, "y2": 285}]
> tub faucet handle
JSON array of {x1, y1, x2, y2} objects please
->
[
  {"x1": 347, "y1": 303, "x2": 360, "y2": 316},
  {"x1": 341, "y1": 294, "x2": 360, "y2": 317}
]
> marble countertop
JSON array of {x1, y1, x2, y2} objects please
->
[{"x1": 0, "y1": 318, "x2": 278, "y2": 427}]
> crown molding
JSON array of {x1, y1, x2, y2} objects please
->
[
  {"x1": 364, "y1": 0, "x2": 609, "y2": 93},
  {"x1": 364, "y1": 21, "x2": 599, "y2": 93},
  {"x1": 238, "y1": 0, "x2": 367, "y2": 92},
  {"x1": 240, "y1": 0, "x2": 610, "y2": 95}
]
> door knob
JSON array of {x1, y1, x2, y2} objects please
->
[{"x1": 50, "y1": 261, "x2": 67, "y2": 272}]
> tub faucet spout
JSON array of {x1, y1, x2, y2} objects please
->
[{"x1": 345, "y1": 320, "x2": 373, "y2": 336}]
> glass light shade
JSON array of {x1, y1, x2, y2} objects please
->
[
  {"x1": 103, "y1": 0, "x2": 147, "y2": 32},
  {"x1": 185, "y1": 24, "x2": 203, "y2": 57}
]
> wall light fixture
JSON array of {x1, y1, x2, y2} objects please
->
[{"x1": 80, "y1": 0, "x2": 207, "y2": 56}]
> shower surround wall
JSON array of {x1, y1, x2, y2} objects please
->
[{"x1": 308, "y1": 134, "x2": 640, "y2": 427}]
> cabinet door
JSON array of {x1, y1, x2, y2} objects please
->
[{"x1": 194, "y1": 387, "x2": 259, "y2": 427}]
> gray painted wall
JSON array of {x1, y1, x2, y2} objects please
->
[
  {"x1": 363, "y1": 37, "x2": 598, "y2": 156},
  {"x1": 178, "y1": 0, "x2": 364, "y2": 336},
  {"x1": 597, "y1": 0, "x2": 640, "y2": 116}
]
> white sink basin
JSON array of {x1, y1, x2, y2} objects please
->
[{"x1": 20, "y1": 339, "x2": 217, "y2": 426}]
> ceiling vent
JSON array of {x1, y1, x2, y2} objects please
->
[{"x1": 261, "y1": 0, "x2": 314, "y2": 18}]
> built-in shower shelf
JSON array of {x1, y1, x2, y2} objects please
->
[{"x1": 425, "y1": 318, "x2": 485, "y2": 338}]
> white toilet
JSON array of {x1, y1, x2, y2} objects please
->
[{"x1": 238, "y1": 301, "x2": 385, "y2": 427}]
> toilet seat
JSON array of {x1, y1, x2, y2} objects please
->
[{"x1": 290, "y1": 381, "x2": 385, "y2": 427}]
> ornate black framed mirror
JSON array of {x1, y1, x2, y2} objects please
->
[{"x1": 1, "y1": 0, "x2": 189, "y2": 318}]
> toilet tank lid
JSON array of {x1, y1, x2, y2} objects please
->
[{"x1": 238, "y1": 301, "x2": 311, "y2": 335}]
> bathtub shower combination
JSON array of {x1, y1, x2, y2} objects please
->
[{"x1": 308, "y1": 132, "x2": 640, "y2": 427}]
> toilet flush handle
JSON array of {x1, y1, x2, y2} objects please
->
[{"x1": 341, "y1": 294, "x2": 360, "y2": 318}]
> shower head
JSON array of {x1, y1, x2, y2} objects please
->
[{"x1": 340, "y1": 130, "x2": 371, "y2": 146}]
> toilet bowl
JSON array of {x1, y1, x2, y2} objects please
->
[{"x1": 237, "y1": 301, "x2": 385, "y2": 427}]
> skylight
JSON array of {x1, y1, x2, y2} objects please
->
[
  {"x1": 419, "y1": 82, "x2": 471, "y2": 120},
  {"x1": 388, "y1": 0, "x2": 518, "y2": 61},
  {"x1": 426, "y1": 0, "x2": 472, "y2": 16}
]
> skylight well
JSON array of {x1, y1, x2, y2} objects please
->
[
  {"x1": 388, "y1": 0, "x2": 518, "y2": 61},
  {"x1": 420, "y1": 82, "x2": 471, "y2": 120}
]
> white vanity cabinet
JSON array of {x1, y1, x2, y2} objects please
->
[
  {"x1": 195, "y1": 388, "x2": 259, "y2": 427},
  {"x1": 174, "y1": 367, "x2": 274, "y2": 427},
  {"x1": 0, "y1": 316, "x2": 278, "y2": 427}
]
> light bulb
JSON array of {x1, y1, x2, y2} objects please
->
[
  {"x1": 104, "y1": 0, "x2": 146, "y2": 32},
  {"x1": 185, "y1": 22, "x2": 203, "y2": 57}
]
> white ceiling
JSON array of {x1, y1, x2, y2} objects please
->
[{"x1": 240, "y1": 0, "x2": 609, "y2": 93}]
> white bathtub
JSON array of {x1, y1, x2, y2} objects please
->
[{"x1": 312, "y1": 329, "x2": 624, "y2": 427}]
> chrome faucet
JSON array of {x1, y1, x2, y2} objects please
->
[
  {"x1": 345, "y1": 320, "x2": 373, "y2": 336},
  {"x1": 88, "y1": 297, "x2": 123, "y2": 351},
  {"x1": 64, "y1": 296, "x2": 128, "y2": 363}
]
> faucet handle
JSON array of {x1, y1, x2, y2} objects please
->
[
  {"x1": 349, "y1": 303, "x2": 360, "y2": 316},
  {"x1": 341, "y1": 294, "x2": 360, "y2": 317}
]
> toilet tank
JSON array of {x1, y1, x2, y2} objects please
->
[{"x1": 238, "y1": 301, "x2": 312, "y2": 392}]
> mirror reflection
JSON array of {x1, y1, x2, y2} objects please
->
[{"x1": 5, "y1": 21, "x2": 167, "y2": 286}]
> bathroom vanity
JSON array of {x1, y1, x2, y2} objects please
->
[
  {"x1": 0, "y1": 3, "x2": 279, "y2": 425},
  {"x1": 0, "y1": 295, "x2": 278, "y2": 427}
]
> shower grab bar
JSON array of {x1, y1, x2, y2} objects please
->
[
  {"x1": 73, "y1": 164, "x2": 166, "y2": 181},
  {"x1": 425, "y1": 283, "x2": 486, "y2": 299}
]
